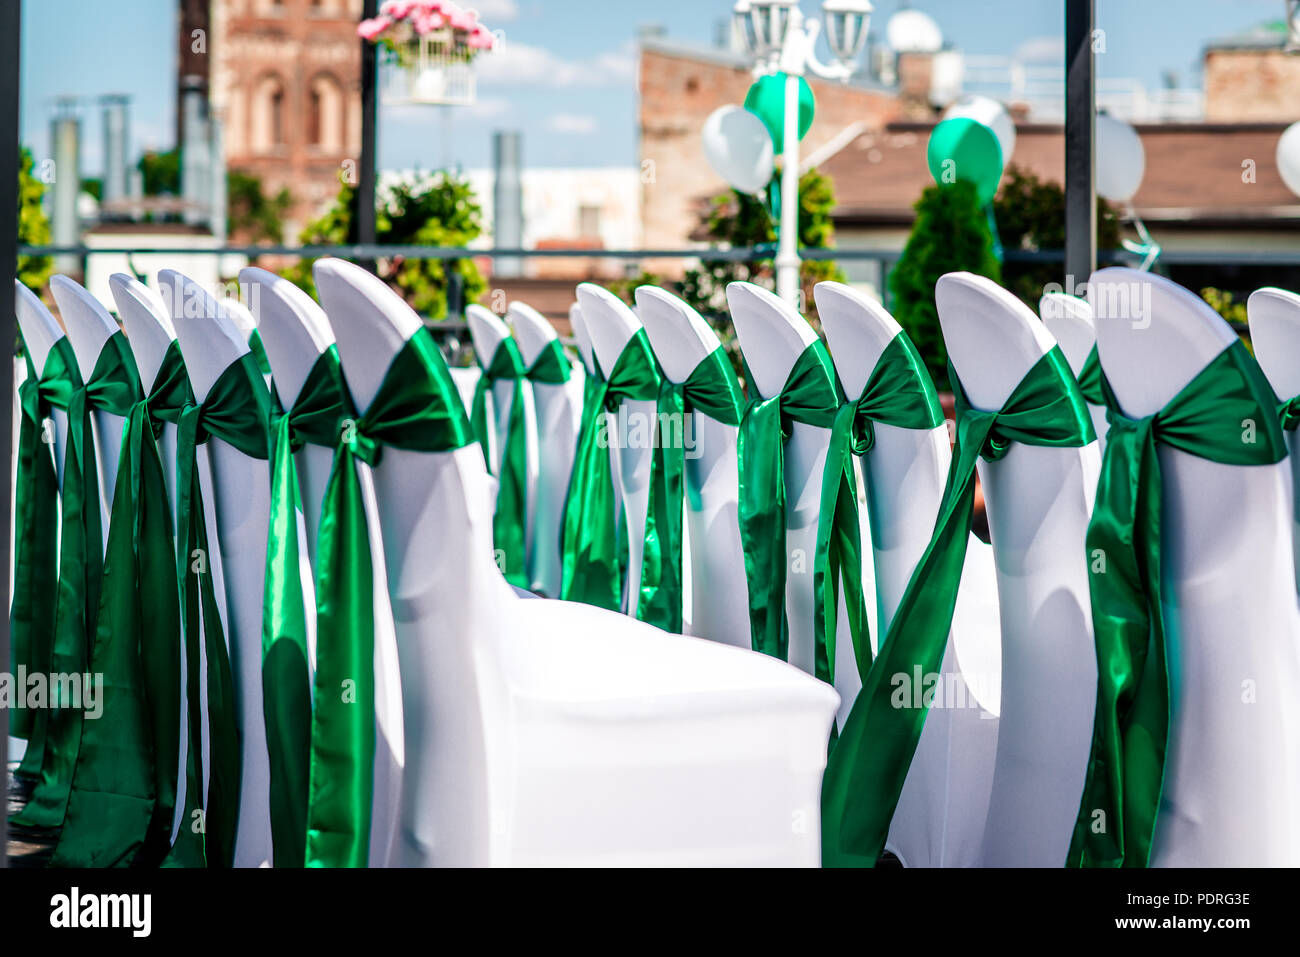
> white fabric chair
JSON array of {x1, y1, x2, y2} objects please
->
[
  {"x1": 509, "y1": 301, "x2": 582, "y2": 598},
  {"x1": 312, "y1": 257, "x2": 839, "y2": 867},
  {"x1": 1040, "y1": 292, "x2": 1107, "y2": 454},
  {"x1": 448, "y1": 366, "x2": 481, "y2": 417},
  {"x1": 1246, "y1": 286, "x2": 1300, "y2": 595},
  {"x1": 634, "y1": 285, "x2": 748, "y2": 647},
  {"x1": 573, "y1": 284, "x2": 656, "y2": 618},
  {"x1": 14, "y1": 282, "x2": 69, "y2": 488},
  {"x1": 569, "y1": 301, "x2": 597, "y2": 377},
  {"x1": 937, "y1": 272, "x2": 1100, "y2": 867},
  {"x1": 726, "y1": 281, "x2": 876, "y2": 729},
  {"x1": 815, "y1": 280, "x2": 1001, "y2": 868},
  {"x1": 160, "y1": 269, "x2": 273, "y2": 868},
  {"x1": 50, "y1": 276, "x2": 130, "y2": 547},
  {"x1": 239, "y1": 265, "x2": 404, "y2": 867},
  {"x1": 1093, "y1": 267, "x2": 1300, "y2": 866}
]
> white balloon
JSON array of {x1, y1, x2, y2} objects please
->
[
  {"x1": 701, "y1": 105, "x2": 775, "y2": 196},
  {"x1": 944, "y1": 96, "x2": 1015, "y2": 167},
  {"x1": 1096, "y1": 113, "x2": 1146, "y2": 203},
  {"x1": 1277, "y1": 121, "x2": 1300, "y2": 200}
]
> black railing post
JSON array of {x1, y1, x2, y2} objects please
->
[
  {"x1": 358, "y1": 0, "x2": 379, "y2": 274},
  {"x1": 1065, "y1": 0, "x2": 1097, "y2": 292},
  {"x1": 0, "y1": 0, "x2": 22, "y2": 871}
]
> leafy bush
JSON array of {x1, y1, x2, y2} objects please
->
[
  {"x1": 280, "y1": 171, "x2": 487, "y2": 320},
  {"x1": 888, "y1": 180, "x2": 1001, "y2": 390},
  {"x1": 18, "y1": 148, "x2": 52, "y2": 292}
]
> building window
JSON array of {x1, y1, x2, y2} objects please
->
[
  {"x1": 270, "y1": 85, "x2": 284, "y2": 145},
  {"x1": 578, "y1": 203, "x2": 602, "y2": 239},
  {"x1": 308, "y1": 74, "x2": 345, "y2": 151},
  {"x1": 251, "y1": 74, "x2": 287, "y2": 153},
  {"x1": 308, "y1": 88, "x2": 322, "y2": 145}
]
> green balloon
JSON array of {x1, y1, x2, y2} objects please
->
[
  {"x1": 744, "y1": 73, "x2": 815, "y2": 155},
  {"x1": 926, "y1": 117, "x2": 1004, "y2": 206}
]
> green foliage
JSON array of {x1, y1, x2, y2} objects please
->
[
  {"x1": 1200, "y1": 287, "x2": 1248, "y2": 327},
  {"x1": 280, "y1": 171, "x2": 487, "y2": 320},
  {"x1": 993, "y1": 164, "x2": 1121, "y2": 308},
  {"x1": 80, "y1": 178, "x2": 103, "y2": 201},
  {"x1": 139, "y1": 148, "x2": 180, "y2": 196},
  {"x1": 227, "y1": 171, "x2": 292, "y2": 245},
  {"x1": 889, "y1": 180, "x2": 1001, "y2": 390},
  {"x1": 18, "y1": 149, "x2": 52, "y2": 292}
]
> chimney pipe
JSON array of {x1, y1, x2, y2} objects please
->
[
  {"x1": 180, "y1": 75, "x2": 210, "y2": 227},
  {"x1": 49, "y1": 99, "x2": 80, "y2": 275},
  {"x1": 493, "y1": 130, "x2": 524, "y2": 279},
  {"x1": 100, "y1": 94, "x2": 130, "y2": 214}
]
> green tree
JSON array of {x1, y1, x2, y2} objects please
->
[
  {"x1": 138, "y1": 148, "x2": 180, "y2": 196},
  {"x1": 281, "y1": 171, "x2": 487, "y2": 319},
  {"x1": 19, "y1": 148, "x2": 52, "y2": 292},
  {"x1": 889, "y1": 180, "x2": 1002, "y2": 390},
  {"x1": 993, "y1": 164, "x2": 1121, "y2": 308},
  {"x1": 227, "y1": 171, "x2": 292, "y2": 245}
]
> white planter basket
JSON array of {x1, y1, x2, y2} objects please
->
[{"x1": 380, "y1": 30, "x2": 477, "y2": 107}]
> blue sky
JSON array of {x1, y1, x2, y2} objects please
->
[{"x1": 19, "y1": 0, "x2": 1291, "y2": 174}]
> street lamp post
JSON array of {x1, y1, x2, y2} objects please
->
[{"x1": 733, "y1": 0, "x2": 872, "y2": 307}]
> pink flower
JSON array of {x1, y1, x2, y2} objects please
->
[
  {"x1": 467, "y1": 24, "x2": 495, "y2": 49},
  {"x1": 443, "y1": 2, "x2": 477, "y2": 32},
  {"x1": 379, "y1": 1, "x2": 416, "y2": 19},
  {"x1": 357, "y1": 15, "x2": 392, "y2": 40},
  {"x1": 413, "y1": 11, "x2": 445, "y2": 34}
]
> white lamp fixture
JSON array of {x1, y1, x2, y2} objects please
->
[
  {"x1": 747, "y1": 0, "x2": 798, "y2": 57},
  {"x1": 823, "y1": 0, "x2": 874, "y2": 67},
  {"x1": 1287, "y1": 0, "x2": 1300, "y2": 53}
]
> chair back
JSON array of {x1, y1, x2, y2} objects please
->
[
  {"x1": 160, "y1": 268, "x2": 274, "y2": 868},
  {"x1": 575, "y1": 283, "x2": 656, "y2": 617},
  {"x1": 726, "y1": 280, "x2": 869, "y2": 725},
  {"x1": 51, "y1": 276, "x2": 132, "y2": 539},
  {"x1": 1093, "y1": 267, "x2": 1300, "y2": 865},
  {"x1": 314, "y1": 258, "x2": 516, "y2": 867},
  {"x1": 510, "y1": 300, "x2": 582, "y2": 597},
  {"x1": 634, "y1": 285, "x2": 748, "y2": 645},
  {"x1": 570, "y1": 302, "x2": 596, "y2": 376},
  {"x1": 1247, "y1": 286, "x2": 1300, "y2": 593},
  {"x1": 15, "y1": 282, "x2": 70, "y2": 486},
  {"x1": 937, "y1": 271, "x2": 1099, "y2": 867},
  {"x1": 1041, "y1": 292, "x2": 1107, "y2": 453}
]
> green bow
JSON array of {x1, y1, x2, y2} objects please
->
[
  {"x1": 822, "y1": 346, "x2": 1095, "y2": 867},
  {"x1": 736, "y1": 339, "x2": 851, "y2": 677},
  {"x1": 10, "y1": 338, "x2": 77, "y2": 750},
  {"x1": 821, "y1": 334, "x2": 946, "y2": 683},
  {"x1": 164, "y1": 352, "x2": 272, "y2": 868},
  {"x1": 1278, "y1": 392, "x2": 1300, "y2": 433},
  {"x1": 637, "y1": 347, "x2": 743, "y2": 633},
  {"x1": 470, "y1": 338, "x2": 529, "y2": 587},
  {"x1": 263, "y1": 347, "x2": 354, "y2": 868},
  {"x1": 51, "y1": 340, "x2": 192, "y2": 867},
  {"x1": 248, "y1": 328, "x2": 273, "y2": 377},
  {"x1": 307, "y1": 327, "x2": 474, "y2": 868},
  {"x1": 560, "y1": 329, "x2": 661, "y2": 611},
  {"x1": 525, "y1": 338, "x2": 573, "y2": 385},
  {"x1": 1068, "y1": 340, "x2": 1286, "y2": 868},
  {"x1": 1077, "y1": 345, "x2": 1106, "y2": 407},
  {"x1": 15, "y1": 332, "x2": 142, "y2": 832}
]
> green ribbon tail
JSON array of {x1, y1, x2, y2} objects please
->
[
  {"x1": 820, "y1": 416, "x2": 987, "y2": 867},
  {"x1": 305, "y1": 444, "x2": 375, "y2": 868},
  {"x1": 737, "y1": 394, "x2": 789, "y2": 660},
  {"x1": 262, "y1": 413, "x2": 313, "y2": 868},
  {"x1": 559, "y1": 376, "x2": 622, "y2": 611},
  {"x1": 814, "y1": 405, "x2": 870, "y2": 689},
  {"x1": 637, "y1": 380, "x2": 686, "y2": 633}
]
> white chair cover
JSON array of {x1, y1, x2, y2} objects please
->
[{"x1": 1040, "y1": 292, "x2": 1108, "y2": 454}]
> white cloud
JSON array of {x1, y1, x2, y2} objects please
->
[
  {"x1": 468, "y1": 0, "x2": 519, "y2": 21},
  {"x1": 476, "y1": 40, "x2": 635, "y2": 88},
  {"x1": 547, "y1": 113, "x2": 598, "y2": 134}
]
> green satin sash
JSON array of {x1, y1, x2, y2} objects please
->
[
  {"x1": 307, "y1": 327, "x2": 474, "y2": 867},
  {"x1": 1279, "y1": 392, "x2": 1300, "y2": 432},
  {"x1": 560, "y1": 330, "x2": 661, "y2": 611},
  {"x1": 1077, "y1": 346, "x2": 1106, "y2": 406},
  {"x1": 470, "y1": 338, "x2": 528, "y2": 587},
  {"x1": 15, "y1": 332, "x2": 142, "y2": 831},
  {"x1": 821, "y1": 334, "x2": 946, "y2": 682},
  {"x1": 525, "y1": 339, "x2": 573, "y2": 386},
  {"x1": 822, "y1": 346, "x2": 1095, "y2": 867},
  {"x1": 735, "y1": 340, "x2": 843, "y2": 668},
  {"x1": 165, "y1": 352, "x2": 272, "y2": 868},
  {"x1": 264, "y1": 347, "x2": 353, "y2": 868},
  {"x1": 637, "y1": 347, "x2": 743, "y2": 633},
  {"x1": 248, "y1": 329, "x2": 273, "y2": 377},
  {"x1": 53, "y1": 341, "x2": 191, "y2": 867},
  {"x1": 1068, "y1": 340, "x2": 1286, "y2": 868},
  {"x1": 11, "y1": 339, "x2": 77, "y2": 749}
]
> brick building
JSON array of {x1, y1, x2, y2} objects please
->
[{"x1": 204, "y1": 0, "x2": 364, "y2": 239}]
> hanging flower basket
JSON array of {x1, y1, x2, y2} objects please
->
[{"x1": 359, "y1": 1, "x2": 497, "y2": 106}]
